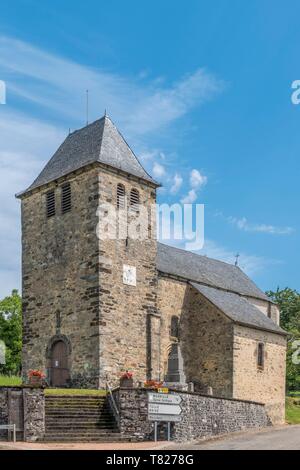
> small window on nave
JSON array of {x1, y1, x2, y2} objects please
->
[
  {"x1": 257, "y1": 342, "x2": 265, "y2": 369},
  {"x1": 170, "y1": 315, "x2": 179, "y2": 338}
]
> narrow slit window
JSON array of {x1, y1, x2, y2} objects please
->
[
  {"x1": 61, "y1": 183, "x2": 71, "y2": 214},
  {"x1": 130, "y1": 188, "x2": 140, "y2": 211},
  {"x1": 170, "y1": 316, "x2": 179, "y2": 338},
  {"x1": 257, "y1": 342, "x2": 265, "y2": 368},
  {"x1": 117, "y1": 184, "x2": 125, "y2": 209},
  {"x1": 46, "y1": 190, "x2": 55, "y2": 218}
]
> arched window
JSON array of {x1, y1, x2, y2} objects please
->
[
  {"x1": 170, "y1": 316, "x2": 179, "y2": 338},
  {"x1": 129, "y1": 188, "x2": 140, "y2": 211},
  {"x1": 117, "y1": 184, "x2": 125, "y2": 209}
]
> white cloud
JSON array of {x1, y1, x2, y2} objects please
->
[
  {"x1": 219, "y1": 213, "x2": 295, "y2": 236},
  {"x1": 180, "y1": 189, "x2": 197, "y2": 204},
  {"x1": 180, "y1": 169, "x2": 207, "y2": 203},
  {"x1": 190, "y1": 169, "x2": 207, "y2": 189},
  {"x1": 139, "y1": 149, "x2": 159, "y2": 162},
  {"x1": 152, "y1": 162, "x2": 166, "y2": 179},
  {"x1": 170, "y1": 173, "x2": 183, "y2": 194},
  {"x1": 0, "y1": 35, "x2": 223, "y2": 138}
]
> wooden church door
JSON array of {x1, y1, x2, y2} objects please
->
[{"x1": 50, "y1": 340, "x2": 70, "y2": 387}]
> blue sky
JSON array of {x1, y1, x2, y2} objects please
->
[{"x1": 0, "y1": 0, "x2": 299, "y2": 297}]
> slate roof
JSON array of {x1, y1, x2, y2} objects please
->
[
  {"x1": 17, "y1": 116, "x2": 158, "y2": 196},
  {"x1": 157, "y1": 243, "x2": 269, "y2": 301},
  {"x1": 190, "y1": 282, "x2": 286, "y2": 335}
]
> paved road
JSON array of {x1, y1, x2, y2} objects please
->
[{"x1": 167, "y1": 425, "x2": 300, "y2": 450}]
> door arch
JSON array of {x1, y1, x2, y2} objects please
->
[{"x1": 50, "y1": 340, "x2": 70, "y2": 387}]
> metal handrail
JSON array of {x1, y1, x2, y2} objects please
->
[{"x1": 106, "y1": 381, "x2": 119, "y2": 417}]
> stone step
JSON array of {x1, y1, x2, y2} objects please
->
[
  {"x1": 46, "y1": 416, "x2": 113, "y2": 421},
  {"x1": 45, "y1": 405, "x2": 111, "y2": 410},
  {"x1": 45, "y1": 401, "x2": 107, "y2": 405},
  {"x1": 46, "y1": 425, "x2": 118, "y2": 431},
  {"x1": 45, "y1": 399, "x2": 107, "y2": 404},
  {"x1": 45, "y1": 394, "x2": 106, "y2": 398},
  {"x1": 44, "y1": 394, "x2": 119, "y2": 443},
  {"x1": 43, "y1": 435, "x2": 131, "y2": 442},
  {"x1": 46, "y1": 402, "x2": 106, "y2": 406},
  {"x1": 46, "y1": 419, "x2": 117, "y2": 425},
  {"x1": 47, "y1": 412, "x2": 109, "y2": 414},
  {"x1": 45, "y1": 420, "x2": 116, "y2": 428}
]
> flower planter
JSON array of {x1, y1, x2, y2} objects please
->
[
  {"x1": 28, "y1": 369, "x2": 46, "y2": 387},
  {"x1": 29, "y1": 376, "x2": 43, "y2": 387},
  {"x1": 120, "y1": 377, "x2": 134, "y2": 388}
]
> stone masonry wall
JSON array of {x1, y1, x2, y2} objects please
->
[
  {"x1": 113, "y1": 387, "x2": 270, "y2": 442},
  {"x1": 96, "y1": 168, "x2": 157, "y2": 387},
  {"x1": 158, "y1": 279, "x2": 234, "y2": 397},
  {"x1": 246, "y1": 297, "x2": 280, "y2": 325},
  {"x1": 23, "y1": 388, "x2": 45, "y2": 441},
  {"x1": 21, "y1": 160, "x2": 158, "y2": 388},
  {"x1": 232, "y1": 325, "x2": 286, "y2": 425},
  {"x1": 21, "y1": 166, "x2": 101, "y2": 387},
  {"x1": 0, "y1": 387, "x2": 45, "y2": 442}
]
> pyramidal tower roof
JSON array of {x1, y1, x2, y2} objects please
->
[{"x1": 17, "y1": 115, "x2": 158, "y2": 197}]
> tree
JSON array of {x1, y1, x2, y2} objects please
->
[
  {"x1": 0, "y1": 289, "x2": 22, "y2": 375},
  {"x1": 266, "y1": 288, "x2": 300, "y2": 391}
]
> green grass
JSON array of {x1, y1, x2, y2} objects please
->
[
  {"x1": 288, "y1": 391, "x2": 300, "y2": 397},
  {"x1": 44, "y1": 388, "x2": 106, "y2": 396},
  {"x1": 0, "y1": 375, "x2": 106, "y2": 395},
  {"x1": 286, "y1": 397, "x2": 300, "y2": 424},
  {"x1": 0, "y1": 375, "x2": 22, "y2": 386}
]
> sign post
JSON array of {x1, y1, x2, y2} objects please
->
[{"x1": 148, "y1": 391, "x2": 182, "y2": 441}]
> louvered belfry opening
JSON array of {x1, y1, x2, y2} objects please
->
[
  {"x1": 129, "y1": 188, "x2": 140, "y2": 211},
  {"x1": 46, "y1": 190, "x2": 55, "y2": 218},
  {"x1": 117, "y1": 183, "x2": 125, "y2": 209},
  {"x1": 61, "y1": 183, "x2": 71, "y2": 214}
]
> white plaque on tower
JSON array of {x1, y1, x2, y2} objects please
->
[{"x1": 123, "y1": 265, "x2": 136, "y2": 286}]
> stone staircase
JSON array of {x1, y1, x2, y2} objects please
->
[{"x1": 44, "y1": 395, "x2": 128, "y2": 442}]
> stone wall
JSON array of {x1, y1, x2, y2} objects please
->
[
  {"x1": 246, "y1": 297, "x2": 280, "y2": 325},
  {"x1": 96, "y1": 168, "x2": 157, "y2": 387},
  {"x1": 113, "y1": 387, "x2": 270, "y2": 442},
  {"x1": 21, "y1": 162, "x2": 158, "y2": 388},
  {"x1": 21, "y1": 166, "x2": 101, "y2": 387},
  {"x1": 232, "y1": 325, "x2": 286, "y2": 424},
  {"x1": 0, "y1": 387, "x2": 45, "y2": 442},
  {"x1": 158, "y1": 279, "x2": 234, "y2": 397}
]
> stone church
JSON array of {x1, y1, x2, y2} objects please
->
[{"x1": 17, "y1": 115, "x2": 286, "y2": 424}]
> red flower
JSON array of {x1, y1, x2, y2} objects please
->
[
  {"x1": 120, "y1": 371, "x2": 133, "y2": 380},
  {"x1": 144, "y1": 380, "x2": 163, "y2": 389},
  {"x1": 28, "y1": 369, "x2": 46, "y2": 379}
]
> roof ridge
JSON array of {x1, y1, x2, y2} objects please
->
[
  {"x1": 157, "y1": 241, "x2": 237, "y2": 270},
  {"x1": 100, "y1": 114, "x2": 161, "y2": 186},
  {"x1": 69, "y1": 116, "x2": 105, "y2": 136},
  {"x1": 102, "y1": 115, "x2": 157, "y2": 184}
]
